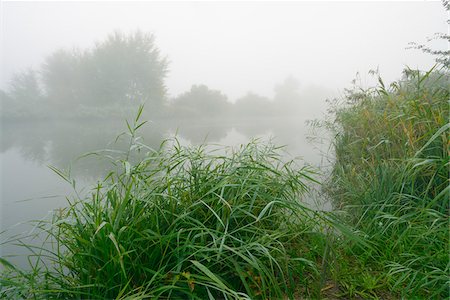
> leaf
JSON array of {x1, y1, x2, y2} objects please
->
[
  {"x1": 191, "y1": 260, "x2": 228, "y2": 291},
  {"x1": 134, "y1": 120, "x2": 147, "y2": 131},
  {"x1": 256, "y1": 201, "x2": 281, "y2": 221},
  {"x1": 135, "y1": 104, "x2": 144, "y2": 122},
  {"x1": 94, "y1": 221, "x2": 109, "y2": 236},
  {"x1": 415, "y1": 123, "x2": 450, "y2": 157},
  {"x1": 124, "y1": 161, "x2": 131, "y2": 176}
]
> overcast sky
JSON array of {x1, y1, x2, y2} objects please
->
[{"x1": 1, "y1": 1, "x2": 448, "y2": 100}]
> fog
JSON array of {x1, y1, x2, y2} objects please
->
[
  {"x1": 0, "y1": 1, "x2": 448, "y2": 267},
  {"x1": 2, "y1": 1, "x2": 447, "y2": 101}
]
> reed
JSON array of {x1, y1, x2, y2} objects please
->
[
  {"x1": 327, "y1": 65, "x2": 449, "y2": 298},
  {"x1": 0, "y1": 110, "x2": 325, "y2": 299},
  {"x1": 2, "y1": 65, "x2": 447, "y2": 299}
]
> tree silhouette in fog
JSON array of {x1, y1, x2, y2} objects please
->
[
  {"x1": 42, "y1": 49, "x2": 86, "y2": 109},
  {"x1": 1, "y1": 70, "x2": 45, "y2": 119},
  {"x1": 170, "y1": 84, "x2": 231, "y2": 118},
  {"x1": 272, "y1": 76, "x2": 304, "y2": 115},
  {"x1": 233, "y1": 92, "x2": 273, "y2": 118},
  {"x1": 4, "y1": 31, "x2": 168, "y2": 119},
  {"x1": 274, "y1": 76, "x2": 301, "y2": 104},
  {"x1": 87, "y1": 31, "x2": 168, "y2": 108}
]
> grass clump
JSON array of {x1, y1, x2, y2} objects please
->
[
  {"x1": 1, "y1": 118, "x2": 324, "y2": 299},
  {"x1": 326, "y1": 66, "x2": 449, "y2": 298}
]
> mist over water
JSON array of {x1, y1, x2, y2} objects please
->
[{"x1": 0, "y1": 1, "x2": 447, "y2": 267}]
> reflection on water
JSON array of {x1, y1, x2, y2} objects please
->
[
  {"x1": 1, "y1": 117, "x2": 324, "y2": 179},
  {"x1": 0, "y1": 116, "x2": 329, "y2": 268}
]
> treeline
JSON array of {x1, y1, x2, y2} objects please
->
[{"x1": 0, "y1": 31, "x2": 328, "y2": 121}]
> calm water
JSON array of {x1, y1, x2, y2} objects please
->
[{"x1": 0, "y1": 116, "x2": 330, "y2": 268}]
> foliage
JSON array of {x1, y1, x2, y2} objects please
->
[
  {"x1": 169, "y1": 84, "x2": 231, "y2": 118},
  {"x1": 326, "y1": 65, "x2": 449, "y2": 298},
  {"x1": 233, "y1": 92, "x2": 273, "y2": 118},
  {"x1": 87, "y1": 31, "x2": 168, "y2": 107},
  {"x1": 1, "y1": 70, "x2": 45, "y2": 119},
  {"x1": 0, "y1": 110, "x2": 324, "y2": 299},
  {"x1": 3, "y1": 31, "x2": 168, "y2": 119}
]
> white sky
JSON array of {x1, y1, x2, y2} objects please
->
[{"x1": 1, "y1": 1, "x2": 448, "y2": 100}]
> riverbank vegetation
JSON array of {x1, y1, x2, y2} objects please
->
[
  {"x1": 324, "y1": 65, "x2": 449, "y2": 298},
  {"x1": 2, "y1": 14, "x2": 450, "y2": 297},
  {"x1": 1, "y1": 111, "x2": 327, "y2": 299},
  {"x1": 1, "y1": 62, "x2": 448, "y2": 299}
]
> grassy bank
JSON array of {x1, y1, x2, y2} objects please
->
[{"x1": 325, "y1": 66, "x2": 449, "y2": 298}]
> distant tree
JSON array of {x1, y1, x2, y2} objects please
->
[
  {"x1": 2, "y1": 69, "x2": 45, "y2": 118},
  {"x1": 171, "y1": 84, "x2": 231, "y2": 118},
  {"x1": 88, "y1": 31, "x2": 168, "y2": 108},
  {"x1": 9, "y1": 70, "x2": 43, "y2": 102},
  {"x1": 274, "y1": 76, "x2": 301, "y2": 104},
  {"x1": 233, "y1": 92, "x2": 273, "y2": 117},
  {"x1": 6, "y1": 30, "x2": 169, "y2": 118},
  {"x1": 272, "y1": 76, "x2": 303, "y2": 115},
  {"x1": 41, "y1": 49, "x2": 85, "y2": 109}
]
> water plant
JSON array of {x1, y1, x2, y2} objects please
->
[
  {"x1": 326, "y1": 65, "x2": 449, "y2": 298},
  {"x1": 2, "y1": 63, "x2": 447, "y2": 299},
  {"x1": 0, "y1": 107, "x2": 325, "y2": 299}
]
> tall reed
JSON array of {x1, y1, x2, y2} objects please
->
[
  {"x1": 327, "y1": 65, "x2": 449, "y2": 298},
  {"x1": 1, "y1": 109, "x2": 324, "y2": 299}
]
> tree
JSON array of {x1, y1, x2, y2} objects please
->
[
  {"x1": 233, "y1": 92, "x2": 273, "y2": 117},
  {"x1": 272, "y1": 76, "x2": 303, "y2": 115},
  {"x1": 2, "y1": 69, "x2": 45, "y2": 118},
  {"x1": 88, "y1": 31, "x2": 168, "y2": 108},
  {"x1": 41, "y1": 49, "x2": 85, "y2": 109},
  {"x1": 274, "y1": 76, "x2": 301, "y2": 104},
  {"x1": 10, "y1": 30, "x2": 170, "y2": 118},
  {"x1": 170, "y1": 84, "x2": 231, "y2": 118}
]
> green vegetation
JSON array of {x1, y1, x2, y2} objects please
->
[
  {"x1": 1, "y1": 65, "x2": 449, "y2": 298},
  {"x1": 325, "y1": 65, "x2": 449, "y2": 298},
  {"x1": 0, "y1": 110, "x2": 326, "y2": 299},
  {"x1": 2, "y1": 19, "x2": 449, "y2": 297},
  {"x1": 170, "y1": 84, "x2": 231, "y2": 119}
]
